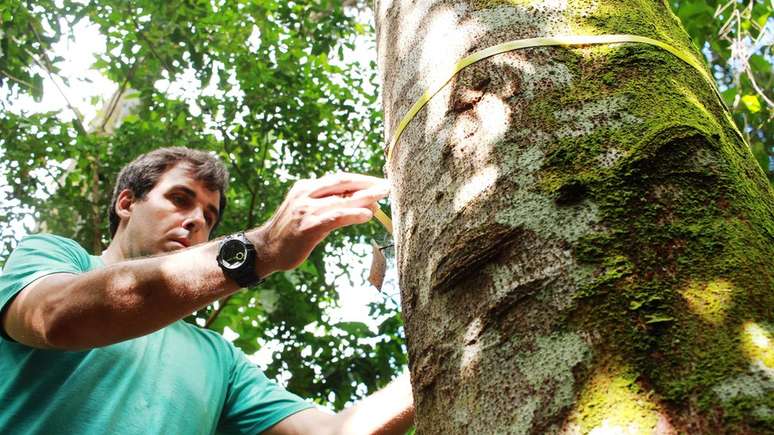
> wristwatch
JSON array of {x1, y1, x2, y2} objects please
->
[{"x1": 217, "y1": 232, "x2": 264, "y2": 288}]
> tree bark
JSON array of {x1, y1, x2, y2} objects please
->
[{"x1": 375, "y1": 1, "x2": 774, "y2": 433}]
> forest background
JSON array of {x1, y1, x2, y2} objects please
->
[{"x1": 0, "y1": 0, "x2": 772, "y2": 410}]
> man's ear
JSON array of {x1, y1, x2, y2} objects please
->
[{"x1": 115, "y1": 189, "x2": 136, "y2": 221}]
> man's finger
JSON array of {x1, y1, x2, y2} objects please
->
[
  {"x1": 313, "y1": 207, "x2": 374, "y2": 233},
  {"x1": 310, "y1": 186, "x2": 389, "y2": 211},
  {"x1": 308, "y1": 173, "x2": 390, "y2": 199}
]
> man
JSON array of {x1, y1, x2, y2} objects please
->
[{"x1": 0, "y1": 147, "x2": 414, "y2": 434}]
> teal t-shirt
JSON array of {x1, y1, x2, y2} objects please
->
[{"x1": 0, "y1": 234, "x2": 314, "y2": 434}]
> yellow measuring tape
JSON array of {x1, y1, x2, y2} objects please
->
[
  {"x1": 376, "y1": 33, "x2": 733, "y2": 235},
  {"x1": 373, "y1": 207, "x2": 393, "y2": 235},
  {"x1": 385, "y1": 33, "x2": 724, "y2": 164}
]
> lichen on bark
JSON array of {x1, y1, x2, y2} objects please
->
[{"x1": 376, "y1": 0, "x2": 774, "y2": 433}]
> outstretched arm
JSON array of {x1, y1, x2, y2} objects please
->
[
  {"x1": 2, "y1": 173, "x2": 389, "y2": 350},
  {"x1": 266, "y1": 373, "x2": 415, "y2": 435}
]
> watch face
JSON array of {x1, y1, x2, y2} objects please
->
[{"x1": 220, "y1": 239, "x2": 248, "y2": 270}]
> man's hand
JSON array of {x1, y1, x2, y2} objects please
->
[{"x1": 249, "y1": 173, "x2": 390, "y2": 277}]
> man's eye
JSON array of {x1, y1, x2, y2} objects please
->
[{"x1": 171, "y1": 195, "x2": 187, "y2": 206}]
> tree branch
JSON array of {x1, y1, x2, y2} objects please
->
[
  {"x1": 204, "y1": 294, "x2": 235, "y2": 329},
  {"x1": 97, "y1": 58, "x2": 141, "y2": 134},
  {"x1": 129, "y1": 6, "x2": 178, "y2": 77},
  {"x1": 204, "y1": 126, "x2": 275, "y2": 330},
  {"x1": 247, "y1": 135, "x2": 270, "y2": 228},
  {"x1": 205, "y1": 128, "x2": 266, "y2": 329},
  {"x1": 27, "y1": 22, "x2": 86, "y2": 133},
  {"x1": 91, "y1": 158, "x2": 102, "y2": 252},
  {"x1": 220, "y1": 126, "x2": 258, "y2": 196},
  {"x1": 0, "y1": 69, "x2": 40, "y2": 93},
  {"x1": 745, "y1": 66, "x2": 774, "y2": 115}
]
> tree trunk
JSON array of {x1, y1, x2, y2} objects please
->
[{"x1": 375, "y1": 1, "x2": 774, "y2": 433}]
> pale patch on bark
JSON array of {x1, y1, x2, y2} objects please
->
[
  {"x1": 596, "y1": 148, "x2": 624, "y2": 168},
  {"x1": 507, "y1": 138, "x2": 550, "y2": 185},
  {"x1": 395, "y1": 0, "x2": 436, "y2": 51},
  {"x1": 453, "y1": 165, "x2": 499, "y2": 212},
  {"x1": 713, "y1": 322, "x2": 774, "y2": 414},
  {"x1": 459, "y1": 317, "x2": 486, "y2": 376},
  {"x1": 740, "y1": 321, "x2": 774, "y2": 371},
  {"x1": 554, "y1": 95, "x2": 642, "y2": 138},
  {"x1": 473, "y1": 1, "x2": 569, "y2": 29},
  {"x1": 564, "y1": 361, "x2": 665, "y2": 435},
  {"x1": 753, "y1": 405, "x2": 774, "y2": 420},
  {"x1": 418, "y1": 4, "x2": 472, "y2": 95},
  {"x1": 450, "y1": 94, "x2": 511, "y2": 162},
  {"x1": 496, "y1": 190, "x2": 599, "y2": 242},
  {"x1": 713, "y1": 361, "x2": 774, "y2": 406},
  {"x1": 745, "y1": 322, "x2": 773, "y2": 352},
  {"x1": 516, "y1": 332, "x2": 592, "y2": 420},
  {"x1": 475, "y1": 93, "x2": 511, "y2": 139},
  {"x1": 492, "y1": 55, "x2": 574, "y2": 100}
]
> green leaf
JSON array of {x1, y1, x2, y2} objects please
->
[
  {"x1": 645, "y1": 314, "x2": 675, "y2": 324},
  {"x1": 336, "y1": 321, "x2": 373, "y2": 337},
  {"x1": 748, "y1": 55, "x2": 770, "y2": 74},
  {"x1": 756, "y1": 13, "x2": 770, "y2": 29},
  {"x1": 721, "y1": 87, "x2": 737, "y2": 106},
  {"x1": 742, "y1": 94, "x2": 762, "y2": 113}
]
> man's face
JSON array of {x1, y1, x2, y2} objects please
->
[{"x1": 121, "y1": 163, "x2": 221, "y2": 257}]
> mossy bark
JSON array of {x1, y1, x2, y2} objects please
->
[{"x1": 375, "y1": 0, "x2": 774, "y2": 433}]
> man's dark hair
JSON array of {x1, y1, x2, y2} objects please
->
[{"x1": 108, "y1": 147, "x2": 229, "y2": 237}]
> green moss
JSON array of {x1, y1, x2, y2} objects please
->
[
  {"x1": 458, "y1": 0, "x2": 774, "y2": 429},
  {"x1": 492, "y1": 0, "x2": 774, "y2": 429},
  {"x1": 680, "y1": 279, "x2": 735, "y2": 325}
]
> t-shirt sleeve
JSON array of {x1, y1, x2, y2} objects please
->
[
  {"x1": 0, "y1": 234, "x2": 90, "y2": 340},
  {"x1": 218, "y1": 343, "x2": 315, "y2": 434}
]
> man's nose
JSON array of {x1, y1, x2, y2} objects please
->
[{"x1": 183, "y1": 207, "x2": 206, "y2": 232}]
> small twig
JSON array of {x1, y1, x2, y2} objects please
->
[
  {"x1": 0, "y1": 69, "x2": 40, "y2": 92},
  {"x1": 91, "y1": 158, "x2": 102, "y2": 252},
  {"x1": 247, "y1": 134, "x2": 271, "y2": 227},
  {"x1": 713, "y1": 0, "x2": 735, "y2": 20},
  {"x1": 42, "y1": 165, "x2": 65, "y2": 192},
  {"x1": 98, "y1": 58, "x2": 142, "y2": 134},
  {"x1": 205, "y1": 128, "x2": 267, "y2": 329},
  {"x1": 27, "y1": 23, "x2": 86, "y2": 132},
  {"x1": 220, "y1": 127, "x2": 257, "y2": 197},
  {"x1": 745, "y1": 67, "x2": 774, "y2": 113},
  {"x1": 129, "y1": 9, "x2": 177, "y2": 75},
  {"x1": 204, "y1": 294, "x2": 234, "y2": 329}
]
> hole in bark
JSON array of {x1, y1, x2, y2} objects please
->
[
  {"x1": 554, "y1": 180, "x2": 587, "y2": 206},
  {"x1": 473, "y1": 77, "x2": 491, "y2": 91}
]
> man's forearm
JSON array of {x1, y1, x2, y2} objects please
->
[
  {"x1": 46, "y1": 240, "x2": 237, "y2": 348},
  {"x1": 6, "y1": 230, "x2": 276, "y2": 350},
  {"x1": 333, "y1": 373, "x2": 415, "y2": 435}
]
